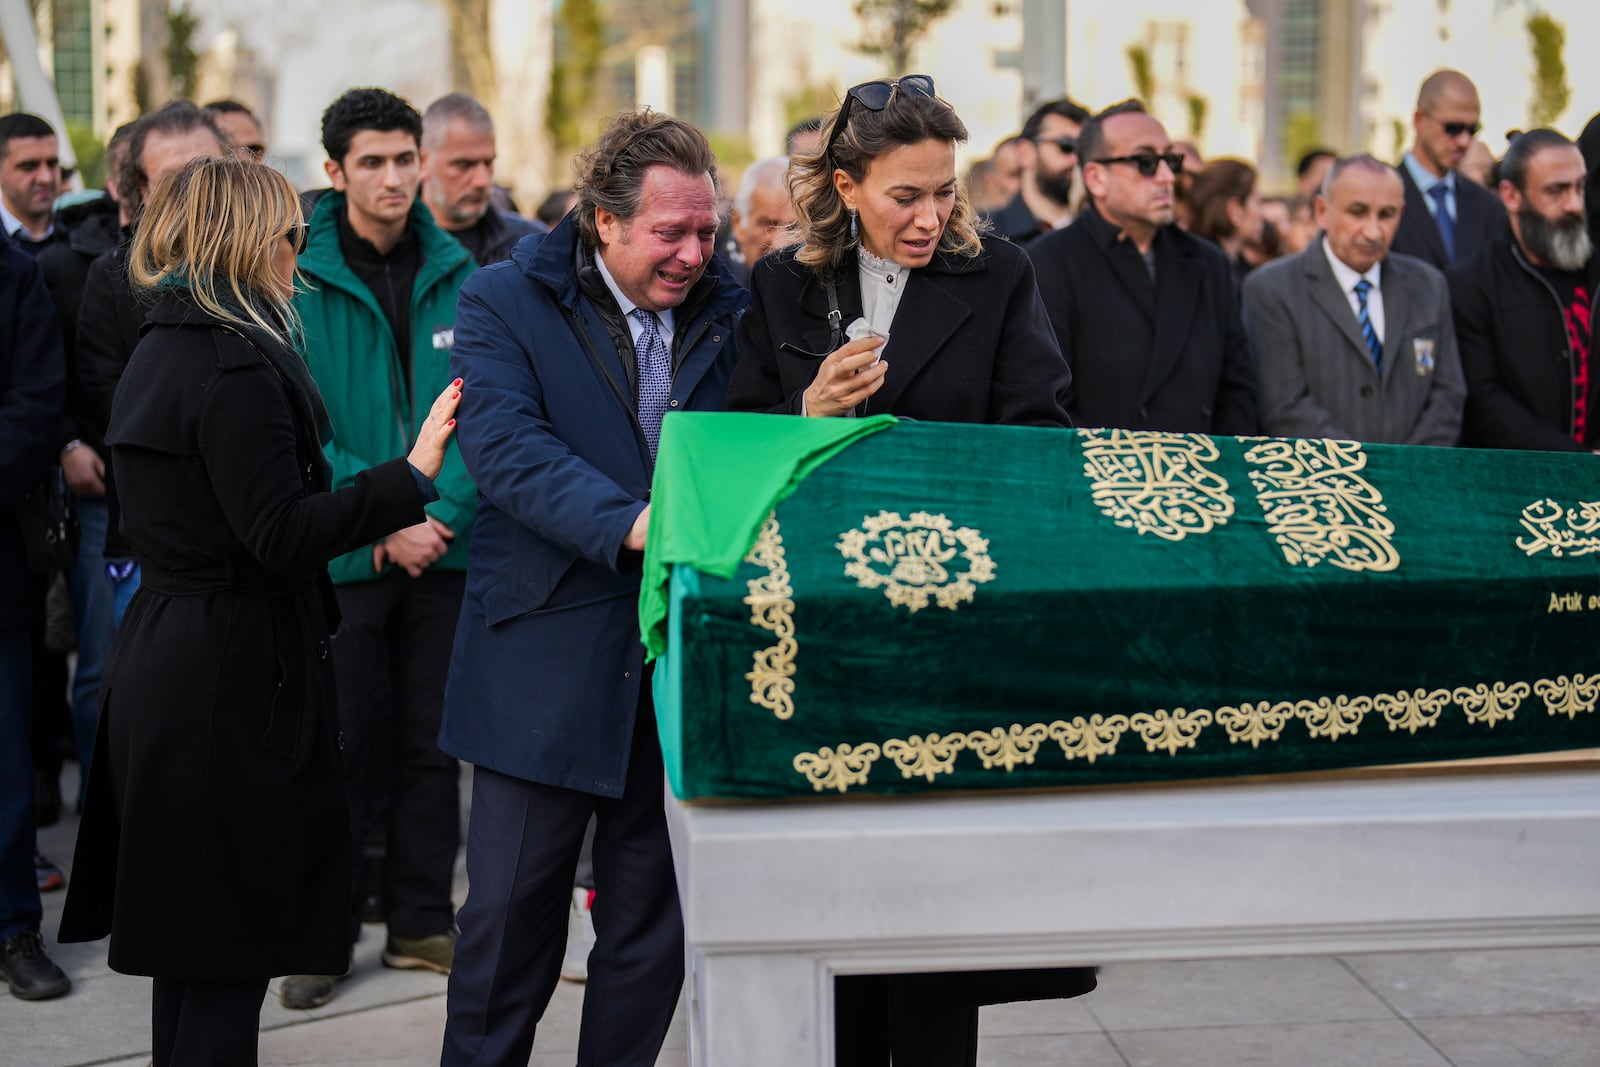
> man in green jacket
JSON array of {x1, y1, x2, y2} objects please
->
[{"x1": 283, "y1": 88, "x2": 476, "y2": 1010}]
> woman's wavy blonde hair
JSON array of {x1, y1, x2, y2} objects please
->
[
  {"x1": 128, "y1": 154, "x2": 304, "y2": 348},
  {"x1": 790, "y1": 82, "x2": 985, "y2": 277}
]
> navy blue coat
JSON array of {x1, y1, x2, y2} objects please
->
[
  {"x1": 0, "y1": 231, "x2": 66, "y2": 613},
  {"x1": 441, "y1": 216, "x2": 748, "y2": 795}
]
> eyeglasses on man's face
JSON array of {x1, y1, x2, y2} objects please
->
[
  {"x1": 825, "y1": 75, "x2": 938, "y2": 162},
  {"x1": 1430, "y1": 116, "x2": 1481, "y2": 139},
  {"x1": 1033, "y1": 136, "x2": 1077, "y2": 155},
  {"x1": 1093, "y1": 151, "x2": 1184, "y2": 178}
]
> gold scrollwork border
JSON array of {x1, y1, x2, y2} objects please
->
[
  {"x1": 744, "y1": 513, "x2": 797, "y2": 721},
  {"x1": 791, "y1": 673, "x2": 1596, "y2": 794}
]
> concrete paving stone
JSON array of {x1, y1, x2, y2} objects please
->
[
  {"x1": 979, "y1": 994, "x2": 1103, "y2": 1036},
  {"x1": 1086, "y1": 956, "x2": 1393, "y2": 1032},
  {"x1": 260, "y1": 996, "x2": 447, "y2": 1066},
  {"x1": 1339, "y1": 947, "x2": 1600, "y2": 1019},
  {"x1": 0, "y1": 970, "x2": 151, "y2": 1066},
  {"x1": 1111, "y1": 1019, "x2": 1453, "y2": 1067},
  {"x1": 1410, "y1": 1011, "x2": 1600, "y2": 1067},
  {"x1": 976, "y1": 1031, "x2": 1130, "y2": 1066}
]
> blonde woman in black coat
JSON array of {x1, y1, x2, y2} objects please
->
[
  {"x1": 726, "y1": 77, "x2": 1087, "y2": 1066},
  {"x1": 59, "y1": 155, "x2": 461, "y2": 1066},
  {"x1": 726, "y1": 75, "x2": 1072, "y2": 427}
]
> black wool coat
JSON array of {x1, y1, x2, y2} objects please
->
[
  {"x1": 1448, "y1": 233, "x2": 1600, "y2": 450},
  {"x1": 726, "y1": 238, "x2": 1072, "y2": 427},
  {"x1": 1026, "y1": 205, "x2": 1258, "y2": 435},
  {"x1": 59, "y1": 291, "x2": 427, "y2": 980}
]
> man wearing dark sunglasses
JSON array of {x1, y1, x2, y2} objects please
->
[
  {"x1": 987, "y1": 97, "x2": 1089, "y2": 244},
  {"x1": 1392, "y1": 69, "x2": 1505, "y2": 271},
  {"x1": 1027, "y1": 100, "x2": 1258, "y2": 436}
]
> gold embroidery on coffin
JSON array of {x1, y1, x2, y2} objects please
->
[
  {"x1": 1048, "y1": 715, "x2": 1132, "y2": 763},
  {"x1": 792, "y1": 676, "x2": 1585, "y2": 793},
  {"x1": 1451, "y1": 682, "x2": 1530, "y2": 727},
  {"x1": 1515, "y1": 499, "x2": 1600, "y2": 558},
  {"x1": 1374, "y1": 689, "x2": 1452, "y2": 735},
  {"x1": 1129, "y1": 708, "x2": 1213, "y2": 755},
  {"x1": 1244, "y1": 439, "x2": 1400, "y2": 572},
  {"x1": 837, "y1": 511, "x2": 996, "y2": 613},
  {"x1": 964, "y1": 723, "x2": 1051, "y2": 771},
  {"x1": 793, "y1": 743, "x2": 880, "y2": 793},
  {"x1": 1534, "y1": 674, "x2": 1600, "y2": 719},
  {"x1": 884, "y1": 733, "x2": 968, "y2": 781},
  {"x1": 1080, "y1": 429, "x2": 1235, "y2": 542},
  {"x1": 1214, "y1": 702, "x2": 1295, "y2": 748},
  {"x1": 743, "y1": 513, "x2": 797, "y2": 721}
]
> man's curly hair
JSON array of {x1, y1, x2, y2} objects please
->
[
  {"x1": 575, "y1": 109, "x2": 720, "y2": 250},
  {"x1": 321, "y1": 88, "x2": 422, "y2": 166}
]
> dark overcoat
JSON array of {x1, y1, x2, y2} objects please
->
[
  {"x1": 726, "y1": 239, "x2": 1072, "y2": 426},
  {"x1": 1027, "y1": 204, "x2": 1259, "y2": 434},
  {"x1": 58, "y1": 291, "x2": 427, "y2": 980},
  {"x1": 1390, "y1": 162, "x2": 1507, "y2": 273},
  {"x1": 440, "y1": 219, "x2": 747, "y2": 796},
  {"x1": 1448, "y1": 232, "x2": 1600, "y2": 450}
]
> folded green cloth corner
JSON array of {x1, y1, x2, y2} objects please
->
[{"x1": 640, "y1": 412, "x2": 898, "y2": 659}]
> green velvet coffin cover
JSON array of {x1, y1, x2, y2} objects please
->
[{"x1": 644, "y1": 413, "x2": 1600, "y2": 800}]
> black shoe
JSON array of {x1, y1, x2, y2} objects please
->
[{"x1": 0, "y1": 930, "x2": 71, "y2": 1000}]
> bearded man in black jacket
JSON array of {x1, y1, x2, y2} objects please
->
[{"x1": 1450, "y1": 128, "x2": 1597, "y2": 451}]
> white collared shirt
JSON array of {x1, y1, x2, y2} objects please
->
[
  {"x1": 1403, "y1": 152, "x2": 1456, "y2": 224},
  {"x1": 856, "y1": 245, "x2": 909, "y2": 339},
  {"x1": 1322, "y1": 238, "x2": 1385, "y2": 344},
  {"x1": 0, "y1": 199, "x2": 52, "y2": 244},
  {"x1": 594, "y1": 250, "x2": 676, "y2": 352}
]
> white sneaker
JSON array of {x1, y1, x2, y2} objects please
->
[{"x1": 561, "y1": 886, "x2": 595, "y2": 982}]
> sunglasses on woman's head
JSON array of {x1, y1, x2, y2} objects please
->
[
  {"x1": 1093, "y1": 151, "x2": 1185, "y2": 178},
  {"x1": 825, "y1": 75, "x2": 938, "y2": 163}
]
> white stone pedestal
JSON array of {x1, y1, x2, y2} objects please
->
[{"x1": 667, "y1": 768, "x2": 1600, "y2": 1066}]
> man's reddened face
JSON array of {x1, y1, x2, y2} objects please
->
[{"x1": 595, "y1": 166, "x2": 719, "y2": 313}]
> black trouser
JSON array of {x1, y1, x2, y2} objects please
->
[
  {"x1": 331, "y1": 568, "x2": 464, "y2": 941},
  {"x1": 151, "y1": 977, "x2": 269, "y2": 1067},
  {"x1": 441, "y1": 678, "x2": 683, "y2": 1067}
]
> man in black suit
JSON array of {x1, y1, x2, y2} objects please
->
[
  {"x1": 987, "y1": 98, "x2": 1089, "y2": 244},
  {"x1": 1391, "y1": 70, "x2": 1505, "y2": 271},
  {"x1": 1027, "y1": 100, "x2": 1257, "y2": 434}
]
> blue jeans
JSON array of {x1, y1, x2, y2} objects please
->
[
  {"x1": 0, "y1": 622, "x2": 42, "y2": 939},
  {"x1": 110, "y1": 561, "x2": 140, "y2": 629},
  {"x1": 68, "y1": 497, "x2": 113, "y2": 779}
]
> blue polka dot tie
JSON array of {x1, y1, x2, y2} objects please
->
[
  {"x1": 1354, "y1": 279, "x2": 1382, "y2": 374},
  {"x1": 631, "y1": 308, "x2": 672, "y2": 459}
]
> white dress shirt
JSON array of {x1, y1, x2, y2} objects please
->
[
  {"x1": 1322, "y1": 239, "x2": 1386, "y2": 344},
  {"x1": 594, "y1": 250, "x2": 676, "y2": 352},
  {"x1": 1403, "y1": 152, "x2": 1456, "y2": 224},
  {"x1": 856, "y1": 245, "x2": 909, "y2": 340}
]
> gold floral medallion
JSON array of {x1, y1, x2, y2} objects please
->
[{"x1": 837, "y1": 510, "x2": 996, "y2": 612}]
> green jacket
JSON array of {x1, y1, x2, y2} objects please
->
[{"x1": 295, "y1": 192, "x2": 477, "y2": 584}]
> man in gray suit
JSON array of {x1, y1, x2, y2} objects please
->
[{"x1": 1242, "y1": 154, "x2": 1465, "y2": 445}]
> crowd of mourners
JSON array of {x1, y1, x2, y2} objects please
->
[{"x1": 1, "y1": 63, "x2": 1598, "y2": 1067}]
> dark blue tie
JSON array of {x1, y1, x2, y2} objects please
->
[
  {"x1": 1354, "y1": 279, "x2": 1382, "y2": 373},
  {"x1": 1428, "y1": 182, "x2": 1455, "y2": 262},
  {"x1": 631, "y1": 308, "x2": 671, "y2": 458}
]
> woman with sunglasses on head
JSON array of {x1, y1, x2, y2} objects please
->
[
  {"x1": 726, "y1": 76, "x2": 1090, "y2": 1067},
  {"x1": 726, "y1": 74, "x2": 1072, "y2": 428},
  {"x1": 59, "y1": 154, "x2": 461, "y2": 1066}
]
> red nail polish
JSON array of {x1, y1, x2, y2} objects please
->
[
  {"x1": 447, "y1": 418, "x2": 456, "y2": 426},
  {"x1": 453, "y1": 393, "x2": 460, "y2": 399}
]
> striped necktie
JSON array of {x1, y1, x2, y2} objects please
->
[
  {"x1": 1354, "y1": 279, "x2": 1382, "y2": 373},
  {"x1": 631, "y1": 308, "x2": 672, "y2": 458}
]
